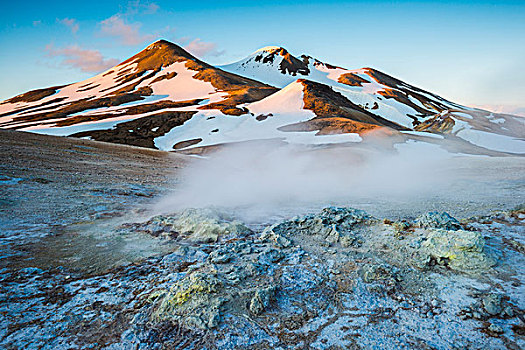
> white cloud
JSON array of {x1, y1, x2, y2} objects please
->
[
  {"x1": 46, "y1": 44, "x2": 119, "y2": 73},
  {"x1": 183, "y1": 38, "x2": 224, "y2": 58},
  {"x1": 99, "y1": 15, "x2": 154, "y2": 46},
  {"x1": 125, "y1": 0, "x2": 159, "y2": 15},
  {"x1": 471, "y1": 104, "x2": 525, "y2": 117},
  {"x1": 57, "y1": 18, "x2": 79, "y2": 34}
]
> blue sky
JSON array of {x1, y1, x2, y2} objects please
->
[{"x1": 1, "y1": 0, "x2": 524, "y2": 114}]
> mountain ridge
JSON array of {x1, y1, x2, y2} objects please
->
[{"x1": 0, "y1": 39, "x2": 523, "y2": 154}]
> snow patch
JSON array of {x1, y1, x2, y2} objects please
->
[
  {"x1": 457, "y1": 129, "x2": 525, "y2": 154},
  {"x1": 255, "y1": 46, "x2": 283, "y2": 53},
  {"x1": 26, "y1": 119, "x2": 129, "y2": 136},
  {"x1": 401, "y1": 131, "x2": 445, "y2": 139}
]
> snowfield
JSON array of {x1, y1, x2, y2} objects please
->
[{"x1": 154, "y1": 81, "x2": 362, "y2": 151}]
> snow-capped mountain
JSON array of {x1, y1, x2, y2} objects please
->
[
  {"x1": 1, "y1": 40, "x2": 524, "y2": 154},
  {"x1": 220, "y1": 46, "x2": 461, "y2": 128},
  {"x1": 0, "y1": 40, "x2": 277, "y2": 148},
  {"x1": 220, "y1": 46, "x2": 525, "y2": 153},
  {"x1": 220, "y1": 46, "x2": 311, "y2": 87}
]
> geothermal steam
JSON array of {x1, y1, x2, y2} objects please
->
[{"x1": 155, "y1": 139, "x2": 462, "y2": 220}]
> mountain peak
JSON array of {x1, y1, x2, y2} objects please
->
[
  {"x1": 254, "y1": 46, "x2": 288, "y2": 55},
  {"x1": 145, "y1": 39, "x2": 180, "y2": 50},
  {"x1": 219, "y1": 46, "x2": 309, "y2": 87},
  {"x1": 141, "y1": 39, "x2": 194, "y2": 57},
  {"x1": 251, "y1": 46, "x2": 309, "y2": 78},
  {"x1": 118, "y1": 39, "x2": 200, "y2": 69}
]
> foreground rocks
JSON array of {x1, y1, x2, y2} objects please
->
[
  {"x1": 262, "y1": 206, "x2": 373, "y2": 248},
  {"x1": 418, "y1": 228, "x2": 495, "y2": 272},
  {"x1": 123, "y1": 208, "x2": 252, "y2": 243},
  {"x1": 1, "y1": 206, "x2": 524, "y2": 349}
]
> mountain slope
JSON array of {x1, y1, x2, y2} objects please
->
[
  {"x1": 152, "y1": 79, "x2": 374, "y2": 151},
  {"x1": 221, "y1": 46, "x2": 525, "y2": 154},
  {"x1": 220, "y1": 46, "x2": 461, "y2": 128},
  {"x1": 0, "y1": 41, "x2": 402, "y2": 151},
  {"x1": 0, "y1": 40, "x2": 277, "y2": 134}
]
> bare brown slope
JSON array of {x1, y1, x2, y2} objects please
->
[
  {"x1": 337, "y1": 73, "x2": 370, "y2": 87},
  {"x1": 279, "y1": 117, "x2": 381, "y2": 135},
  {"x1": 70, "y1": 111, "x2": 197, "y2": 149},
  {"x1": 296, "y1": 79, "x2": 407, "y2": 132},
  {"x1": 1, "y1": 85, "x2": 67, "y2": 105},
  {"x1": 277, "y1": 79, "x2": 407, "y2": 136},
  {"x1": 415, "y1": 115, "x2": 456, "y2": 134}
]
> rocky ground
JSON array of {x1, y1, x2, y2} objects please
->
[
  {"x1": 0, "y1": 130, "x2": 524, "y2": 349},
  {"x1": 1, "y1": 206, "x2": 524, "y2": 349},
  {"x1": 0, "y1": 129, "x2": 188, "y2": 274}
]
